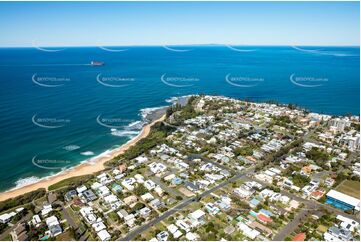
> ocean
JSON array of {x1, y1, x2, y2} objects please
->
[{"x1": 0, "y1": 45, "x2": 359, "y2": 192}]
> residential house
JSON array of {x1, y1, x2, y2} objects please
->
[
  {"x1": 188, "y1": 210, "x2": 206, "y2": 227},
  {"x1": 45, "y1": 216, "x2": 62, "y2": 237}
]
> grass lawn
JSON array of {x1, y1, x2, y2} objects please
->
[
  {"x1": 335, "y1": 180, "x2": 360, "y2": 198},
  {"x1": 56, "y1": 230, "x2": 74, "y2": 241},
  {"x1": 3, "y1": 234, "x2": 12, "y2": 241},
  {"x1": 48, "y1": 175, "x2": 94, "y2": 191},
  {"x1": 201, "y1": 196, "x2": 215, "y2": 203},
  {"x1": 141, "y1": 223, "x2": 167, "y2": 240},
  {"x1": 66, "y1": 207, "x2": 81, "y2": 224},
  {"x1": 108, "y1": 211, "x2": 119, "y2": 222},
  {"x1": 317, "y1": 225, "x2": 328, "y2": 233}
]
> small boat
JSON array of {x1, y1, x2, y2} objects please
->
[{"x1": 91, "y1": 61, "x2": 104, "y2": 66}]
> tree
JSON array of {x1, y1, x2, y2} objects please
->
[
  {"x1": 134, "y1": 184, "x2": 147, "y2": 196},
  {"x1": 131, "y1": 202, "x2": 145, "y2": 212},
  {"x1": 234, "y1": 146, "x2": 253, "y2": 156},
  {"x1": 292, "y1": 174, "x2": 311, "y2": 187},
  {"x1": 306, "y1": 147, "x2": 330, "y2": 163}
]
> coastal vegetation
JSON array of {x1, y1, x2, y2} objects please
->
[
  {"x1": 109, "y1": 121, "x2": 176, "y2": 165},
  {"x1": 0, "y1": 188, "x2": 45, "y2": 213},
  {"x1": 166, "y1": 96, "x2": 198, "y2": 124},
  {"x1": 48, "y1": 175, "x2": 94, "y2": 191},
  {"x1": 0, "y1": 95, "x2": 359, "y2": 242}
]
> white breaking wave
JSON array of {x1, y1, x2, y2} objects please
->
[
  {"x1": 63, "y1": 145, "x2": 80, "y2": 151},
  {"x1": 81, "y1": 151, "x2": 95, "y2": 156},
  {"x1": 111, "y1": 129, "x2": 139, "y2": 137},
  {"x1": 14, "y1": 176, "x2": 41, "y2": 189},
  {"x1": 165, "y1": 97, "x2": 178, "y2": 103},
  {"x1": 140, "y1": 106, "x2": 168, "y2": 119},
  {"x1": 87, "y1": 150, "x2": 112, "y2": 164},
  {"x1": 165, "y1": 95, "x2": 193, "y2": 105},
  {"x1": 127, "y1": 120, "x2": 143, "y2": 129}
]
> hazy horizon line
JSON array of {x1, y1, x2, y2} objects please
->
[{"x1": 0, "y1": 43, "x2": 360, "y2": 48}]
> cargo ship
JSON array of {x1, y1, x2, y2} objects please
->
[{"x1": 91, "y1": 61, "x2": 104, "y2": 66}]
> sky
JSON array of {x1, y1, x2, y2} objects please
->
[{"x1": 0, "y1": 1, "x2": 359, "y2": 47}]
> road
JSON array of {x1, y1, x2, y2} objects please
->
[
  {"x1": 247, "y1": 177, "x2": 359, "y2": 240},
  {"x1": 121, "y1": 170, "x2": 251, "y2": 241},
  {"x1": 121, "y1": 122, "x2": 358, "y2": 241},
  {"x1": 193, "y1": 149, "x2": 360, "y2": 240},
  {"x1": 253, "y1": 178, "x2": 358, "y2": 220},
  {"x1": 272, "y1": 206, "x2": 310, "y2": 241}
]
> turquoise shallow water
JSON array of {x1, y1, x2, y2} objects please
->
[{"x1": 0, "y1": 46, "x2": 359, "y2": 191}]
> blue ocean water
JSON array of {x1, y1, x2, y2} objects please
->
[{"x1": 0, "y1": 46, "x2": 359, "y2": 191}]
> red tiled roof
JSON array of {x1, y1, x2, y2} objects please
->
[
  {"x1": 257, "y1": 214, "x2": 272, "y2": 223},
  {"x1": 311, "y1": 190, "x2": 324, "y2": 199},
  {"x1": 292, "y1": 233, "x2": 306, "y2": 241}
]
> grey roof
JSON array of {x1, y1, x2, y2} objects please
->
[
  {"x1": 83, "y1": 189, "x2": 97, "y2": 201},
  {"x1": 328, "y1": 226, "x2": 353, "y2": 241},
  {"x1": 64, "y1": 190, "x2": 77, "y2": 201},
  {"x1": 184, "y1": 181, "x2": 200, "y2": 191},
  {"x1": 50, "y1": 224, "x2": 62, "y2": 236}
]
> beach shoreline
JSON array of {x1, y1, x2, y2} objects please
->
[{"x1": 0, "y1": 115, "x2": 166, "y2": 202}]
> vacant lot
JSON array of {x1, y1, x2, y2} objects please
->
[
  {"x1": 178, "y1": 187, "x2": 195, "y2": 197},
  {"x1": 335, "y1": 180, "x2": 360, "y2": 198}
]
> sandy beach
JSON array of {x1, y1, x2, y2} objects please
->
[{"x1": 0, "y1": 115, "x2": 165, "y2": 202}]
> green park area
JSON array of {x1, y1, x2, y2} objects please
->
[{"x1": 335, "y1": 180, "x2": 360, "y2": 198}]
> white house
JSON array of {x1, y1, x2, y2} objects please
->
[
  {"x1": 45, "y1": 216, "x2": 62, "y2": 237},
  {"x1": 237, "y1": 222, "x2": 260, "y2": 240},
  {"x1": 41, "y1": 204, "x2": 53, "y2": 217},
  {"x1": 188, "y1": 210, "x2": 206, "y2": 227},
  {"x1": 176, "y1": 219, "x2": 191, "y2": 232},
  {"x1": 76, "y1": 185, "x2": 87, "y2": 194},
  {"x1": 144, "y1": 180, "x2": 156, "y2": 191},
  {"x1": 141, "y1": 192, "x2": 154, "y2": 201},
  {"x1": 97, "y1": 229, "x2": 111, "y2": 241},
  {"x1": 92, "y1": 222, "x2": 106, "y2": 232}
]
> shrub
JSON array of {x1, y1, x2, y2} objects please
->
[{"x1": 0, "y1": 188, "x2": 45, "y2": 213}]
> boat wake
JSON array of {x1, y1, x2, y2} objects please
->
[{"x1": 0, "y1": 63, "x2": 91, "y2": 67}]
